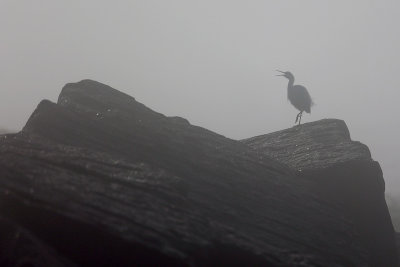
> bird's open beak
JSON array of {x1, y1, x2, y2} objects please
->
[{"x1": 276, "y1": 70, "x2": 285, "y2": 76}]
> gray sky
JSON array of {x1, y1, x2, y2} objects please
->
[{"x1": 1, "y1": 1, "x2": 399, "y2": 193}]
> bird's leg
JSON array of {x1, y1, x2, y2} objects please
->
[
  {"x1": 295, "y1": 111, "x2": 301, "y2": 124},
  {"x1": 298, "y1": 111, "x2": 303, "y2": 125}
]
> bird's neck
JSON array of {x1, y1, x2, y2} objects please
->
[
  {"x1": 287, "y1": 78, "x2": 294, "y2": 99},
  {"x1": 287, "y1": 77, "x2": 294, "y2": 89}
]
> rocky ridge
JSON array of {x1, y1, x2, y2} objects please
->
[{"x1": 0, "y1": 80, "x2": 397, "y2": 266}]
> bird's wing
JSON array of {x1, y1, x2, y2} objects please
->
[{"x1": 291, "y1": 85, "x2": 313, "y2": 112}]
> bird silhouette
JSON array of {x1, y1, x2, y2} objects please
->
[{"x1": 276, "y1": 70, "x2": 313, "y2": 125}]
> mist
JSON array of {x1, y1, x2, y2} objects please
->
[{"x1": 1, "y1": 0, "x2": 399, "y2": 196}]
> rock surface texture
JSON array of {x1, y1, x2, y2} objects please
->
[
  {"x1": 243, "y1": 120, "x2": 398, "y2": 266},
  {"x1": 0, "y1": 80, "x2": 397, "y2": 266}
]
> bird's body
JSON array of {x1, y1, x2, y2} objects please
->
[
  {"x1": 288, "y1": 85, "x2": 312, "y2": 114},
  {"x1": 277, "y1": 70, "x2": 313, "y2": 125}
]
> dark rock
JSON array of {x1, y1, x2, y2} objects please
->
[
  {"x1": 0, "y1": 217, "x2": 75, "y2": 267},
  {"x1": 0, "y1": 80, "x2": 397, "y2": 266},
  {"x1": 242, "y1": 120, "x2": 398, "y2": 266},
  {"x1": 396, "y1": 233, "x2": 400, "y2": 259},
  {"x1": 387, "y1": 195, "x2": 400, "y2": 231},
  {"x1": 242, "y1": 119, "x2": 371, "y2": 172}
]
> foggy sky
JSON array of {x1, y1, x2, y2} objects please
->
[{"x1": 1, "y1": 1, "x2": 399, "y2": 193}]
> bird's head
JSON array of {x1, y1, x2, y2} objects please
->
[{"x1": 276, "y1": 70, "x2": 294, "y2": 80}]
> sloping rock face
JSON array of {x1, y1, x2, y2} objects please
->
[
  {"x1": 242, "y1": 120, "x2": 371, "y2": 171},
  {"x1": 242, "y1": 120, "x2": 398, "y2": 266},
  {"x1": 397, "y1": 233, "x2": 400, "y2": 260},
  {"x1": 0, "y1": 80, "x2": 397, "y2": 266}
]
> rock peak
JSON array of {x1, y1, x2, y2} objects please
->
[
  {"x1": 242, "y1": 118, "x2": 371, "y2": 171},
  {"x1": 59, "y1": 79, "x2": 136, "y2": 106}
]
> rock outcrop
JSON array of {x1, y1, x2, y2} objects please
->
[
  {"x1": 0, "y1": 80, "x2": 397, "y2": 266},
  {"x1": 242, "y1": 120, "x2": 398, "y2": 266}
]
